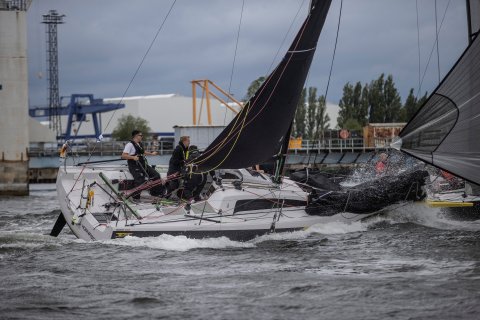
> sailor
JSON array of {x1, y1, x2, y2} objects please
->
[
  {"x1": 375, "y1": 152, "x2": 389, "y2": 176},
  {"x1": 122, "y1": 130, "x2": 164, "y2": 199},
  {"x1": 183, "y1": 145, "x2": 207, "y2": 200},
  {"x1": 166, "y1": 136, "x2": 190, "y2": 193}
]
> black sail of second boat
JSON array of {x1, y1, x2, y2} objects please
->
[
  {"x1": 190, "y1": 0, "x2": 332, "y2": 172},
  {"x1": 397, "y1": 34, "x2": 480, "y2": 185}
]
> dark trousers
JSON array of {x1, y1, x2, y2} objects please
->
[
  {"x1": 166, "y1": 171, "x2": 180, "y2": 196},
  {"x1": 183, "y1": 173, "x2": 207, "y2": 200},
  {"x1": 128, "y1": 163, "x2": 163, "y2": 198}
]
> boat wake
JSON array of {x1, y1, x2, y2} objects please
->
[
  {"x1": 97, "y1": 221, "x2": 370, "y2": 251},
  {"x1": 364, "y1": 202, "x2": 480, "y2": 231},
  {"x1": 102, "y1": 234, "x2": 256, "y2": 252}
]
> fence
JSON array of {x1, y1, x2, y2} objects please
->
[
  {"x1": 28, "y1": 140, "x2": 174, "y2": 157},
  {"x1": 289, "y1": 138, "x2": 380, "y2": 153}
]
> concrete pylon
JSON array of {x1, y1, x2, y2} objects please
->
[{"x1": 0, "y1": 1, "x2": 32, "y2": 196}]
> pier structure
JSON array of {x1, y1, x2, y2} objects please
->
[{"x1": 0, "y1": 1, "x2": 31, "y2": 195}]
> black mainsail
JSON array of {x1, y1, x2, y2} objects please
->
[
  {"x1": 396, "y1": 34, "x2": 480, "y2": 185},
  {"x1": 190, "y1": 0, "x2": 332, "y2": 172}
]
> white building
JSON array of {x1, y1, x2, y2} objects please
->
[
  {"x1": 29, "y1": 93, "x2": 339, "y2": 144},
  {"x1": 71, "y1": 94, "x2": 236, "y2": 139}
]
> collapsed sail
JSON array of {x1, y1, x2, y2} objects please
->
[
  {"x1": 398, "y1": 34, "x2": 480, "y2": 185},
  {"x1": 190, "y1": 0, "x2": 332, "y2": 171}
]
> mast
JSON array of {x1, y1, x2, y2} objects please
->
[{"x1": 466, "y1": 0, "x2": 480, "y2": 44}]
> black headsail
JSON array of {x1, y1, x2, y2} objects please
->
[
  {"x1": 396, "y1": 34, "x2": 480, "y2": 185},
  {"x1": 190, "y1": 0, "x2": 332, "y2": 172}
]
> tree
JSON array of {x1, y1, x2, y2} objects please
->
[
  {"x1": 315, "y1": 95, "x2": 330, "y2": 142},
  {"x1": 401, "y1": 88, "x2": 416, "y2": 122},
  {"x1": 111, "y1": 114, "x2": 151, "y2": 141},
  {"x1": 337, "y1": 82, "x2": 355, "y2": 128},
  {"x1": 400, "y1": 89, "x2": 428, "y2": 122},
  {"x1": 383, "y1": 74, "x2": 402, "y2": 122},
  {"x1": 343, "y1": 118, "x2": 362, "y2": 131},
  {"x1": 358, "y1": 84, "x2": 370, "y2": 126},
  {"x1": 338, "y1": 81, "x2": 366, "y2": 128},
  {"x1": 244, "y1": 76, "x2": 266, "y2": 101},
  {"x1": 368, "y1": 74, "x2": 386, "y2": 123},
  {"x1": 293, "y1": 88, "x2": 306, "y2": 138},
  {"x1": 306, "y1": 87, "x2": 318, "y2": 140}
]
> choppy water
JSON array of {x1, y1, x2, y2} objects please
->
[{"x1": 1, "y1": 184, "x2": 480, "y2": 320}]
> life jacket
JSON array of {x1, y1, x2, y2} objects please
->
[
  {"x1": 127, "y1": 140, "x2": 147, "y2": 167},
  {"x1": 168, "y1": 142, "x2": 188, "y2": 174},
  {"x1": 440, "y1": 170, "x2": 454, "y2": 181},
  {"x1": 375, "y1": 160, "x2": 386, "y2": 175}
]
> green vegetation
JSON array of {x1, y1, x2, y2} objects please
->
[
  {"x1": 111, "y1": 114, "x2": 151, "y2": 141},
  {"x1": 245, "y1": 73, "x2": 428, "y2": 138},
  {"x1": 243, "y1": 76, "x2": 266, "y2": 101},
  {"x1": 337, "y1": 74, "x2": 428, "y2": 128}
]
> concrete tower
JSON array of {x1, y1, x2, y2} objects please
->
[{"x1": 0, "y1": 0, "x2": 31, "y2": 195}]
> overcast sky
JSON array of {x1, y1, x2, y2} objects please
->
[{"x1": 27, "y1": 0, "x2": 469, "y2": 108}]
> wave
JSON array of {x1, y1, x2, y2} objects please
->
[
  {"x1": 101, "y1": 234, "x2": 255, "y2": 252},
  {"x1": 367, "y1": 202, "x2": 480, "y2": 231},
  {"x1": 308, "y1": 221, "x2": 367, "y2": 234},
  {"x1": 304, "y1": 256, "x2": 476, "y2": 277}
]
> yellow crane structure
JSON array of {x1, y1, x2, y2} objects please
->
[{"x1": 191, "y1": 79, "x2": 243, "y2": 125}]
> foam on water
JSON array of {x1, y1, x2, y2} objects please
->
[
  {"x1": 98, "y1": 221, "x2": 369, "y2": 250},
  {"x1": 308, "y1": 220, "x2": 367, "y2": 234},
  {"x1": 251, "y1": 230, "x2": 310, "y2": 243},
  {"x1": 102, "y1": 234, "x2": 255, "y2": 251},
  {"x1": 373, "y1": 202, "x2": 480, "y2": 231}
]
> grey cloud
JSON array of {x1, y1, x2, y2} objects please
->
[{"x1": 28, "y1": 0, "x2": 468, "y2": 108}]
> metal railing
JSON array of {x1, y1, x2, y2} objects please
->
[
  {"x1": 28, "y1": 140, "x2": 174, "y2": 157},
  {"x1": 290, "y1": 138, "x2": 374, "y2": 153}
]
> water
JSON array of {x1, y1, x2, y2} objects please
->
[{"x1": 1, "y1": 185, "x2": 480, "y2": 319}]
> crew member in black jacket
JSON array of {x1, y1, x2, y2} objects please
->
[
  {"x1": 122, "y1": 130, "x2": 163, "y2": 199},
  {"x1": 167, "y1": 136, "x2": 190, "y2": 193}
]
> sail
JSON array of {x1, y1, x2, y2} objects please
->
[
  {"x1": 397, "y1": 34, "x2": 480, "y2": 185},
  {"x1": 190, "y1": 0, "x2": 332, "y2": 172}
]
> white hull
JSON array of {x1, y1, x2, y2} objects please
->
[{"x1": 56, "y1": 165, "x2": 376, "y2": 241}]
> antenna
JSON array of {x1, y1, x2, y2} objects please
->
[{"x1": 42, "y1": 10, "x2": 65, "y2": 139}]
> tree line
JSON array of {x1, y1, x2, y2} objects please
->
[
  {"x1": 337, "y1": 73, "x2": 427, "y2": 131},
  {"x1": 245, "y1": 73, "x2": 428, "y2": 140},
  {"x1": 111, "y1": 73, "x2": 428, "y2": 141}
]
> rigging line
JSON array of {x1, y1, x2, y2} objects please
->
[
  {"x1": 435, "y1": 0, "x2": 441, "y2": 83},
  {"x1": 267, "y1": 0, "x2": 307, "y2": 73},
  {"x1": 416, "y1": 0, "x2": 451, "y2": 99},
  {"x1": 191, "y1": 2, "x2": 313, "y2": 166},
  {"x1": 416, "y1": 0, "x2": 421, "y2": 92},
  {"x1": 101, "y1": 0, "x2": 177, "y2": 135},
  {"x1": 224, "y1": 0, "x2": 245, "y2": 126},
  {"x1": 191, "y1": 13, "x2": 314, "y2": 170},
  {"x1": 67, "y1": 1, "x2": 177, "y2": 194},
  {"x1": 323, "y1": 0, "x2": 343, "y2": 103}
]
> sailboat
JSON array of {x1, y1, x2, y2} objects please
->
[
  {"x1": 394, "y1": 0, "x2": 480, "y2": 214},
  {"x1": 52, "y1": 0, "x2": 427, "y2": 242}
]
